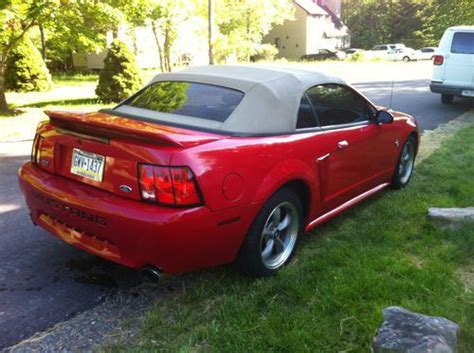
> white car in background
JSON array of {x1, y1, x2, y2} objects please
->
[
  {"x1": 368, "y1": 43, "x2": 406, "y2": 60},
  {"x1": 387, "y1": 47, "x2": 418, "y2": 62},
  {"x1": 416, "y1": 47, "x2": 437, "y2": 60},
  {"x1": 430, "y1": 26, "x2": 474, "y2": 104}
]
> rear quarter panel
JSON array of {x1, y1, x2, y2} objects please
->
[{"x1": 171, "y1": 134, "x2": 322, "y2": 221}]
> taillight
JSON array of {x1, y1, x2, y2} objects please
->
[
  {"x1": 138, "y1": 164, "x2": 202, "y2": 207},
  {"x1": 31, "y1": 134, "x2": 44, "y2": 164},
  {"x1": 433, "y1": 55, "x2": 444, "y2": 65}
]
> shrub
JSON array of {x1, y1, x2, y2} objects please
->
[
  {"x1": 96, "y1": 40, "x2": 143, "y2": 102},
  {"x1": 4, "y1": 37, "x2": 53, "y2": 92},
  {"x1": 250, "y1": 44, "x2": 279, "y2": 62},
  {"x1": 346, "y1": 51, "x2": 367, "y2": 62}
]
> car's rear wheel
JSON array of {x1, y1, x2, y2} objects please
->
[
  {"x1": 441, "y1": 94, "x2": 454, "y2": 104},
  {"x1": 403, "y1": 56, "x2": 410, "y2": 62},
  {"x1": 237, "y1": 188, "x2": 302, "y2": 277},
  {"x1": 392, "y1": 136, "x2": 416, "y2": 189}
]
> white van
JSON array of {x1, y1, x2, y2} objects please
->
[{"x1": 430, "y1": 26, "x2": 474, "y2": 104}]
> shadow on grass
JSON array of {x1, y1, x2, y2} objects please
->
[
  {"x1": 0, "y1": 107, "x2": 25, "y2": 118},
  {"x1": 21, "y1": 98, "x2": 107, "y2": 108}
]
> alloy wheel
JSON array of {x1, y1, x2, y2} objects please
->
[
  {"x1": 398, "y1": 140, "x2": 415, "y2": 184},
  {"x1": 260, "y1": 201, "x2": 299, "y2": 270}
]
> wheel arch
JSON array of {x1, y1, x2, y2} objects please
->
[
  {"x1": 408, "y1": 131, "x2": 419, "y2": 155},
  {"x1": 252, "y1": 158, "x2": 320, "y2": 230},
  {"x1": 279, "y1": 179, "x2": 312, "y2": 226}
]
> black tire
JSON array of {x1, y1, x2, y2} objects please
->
[
  {"x1": 441, "y1": 94, "x2": 454, "y2": 104},
  {"x1": 237, "y1": 188, "x2": 302, "y2": 277},
  {"x1": 391, "y1": 136, "x2": 416, "y2": 189},
  {"x1": 403, "y1": 56, "x2": 410, "y2": 62}
]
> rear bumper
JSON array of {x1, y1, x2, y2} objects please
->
[
  {"x1": 430, "y1": 82, "x2": 474, "y2": 97},
  {"x1": 18, "y1": 162, "x2": 262, "y2": 273}
]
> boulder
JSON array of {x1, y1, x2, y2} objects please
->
[
  {"x1": 428, "y1": 207, "x2": 474, "y2": 229},
  {"x1": 372, "y1": 306, "x2": 459, "y2": 353}
]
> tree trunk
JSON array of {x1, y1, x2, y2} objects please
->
[
  {"x1": 164, "y1": 28, "x2": 171, "y2": 72},
  {"x1": 131, "y1": 28, "x2": 139, "y2": 56},
  {"x1": 0, "y1": 60, "x2": 9, "y2": 112},
  {"x1": 245, "y1": 10, "x2": 251, "y2": 62},
  {"x1": 151, "y1": 22, "x2": 165, "y2": 73},
  {"x1": 39, "y1": 25, "x2": 46, "y2": 61},
  {"x1": 208, "y1": 0, "x2": 214, "y2": 65}
]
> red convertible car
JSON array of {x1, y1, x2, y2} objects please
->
[{"x1": 18, "y1": 66, "x2": 419, "y2": 278}]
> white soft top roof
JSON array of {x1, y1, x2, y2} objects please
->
[{"x1": 116, "y1": 65, "x2": 345, "y2": 135}]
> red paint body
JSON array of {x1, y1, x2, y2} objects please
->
[{"x1": 18, "y1": 109, "x2": 418, "y2": 274}]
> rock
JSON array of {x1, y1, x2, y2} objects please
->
[
  {"x1": 428, "y1": 207, "x2": 474, "y2": 229},
  {"x1": 372, "y1": 306, "x2": 459, "y2": 353}
]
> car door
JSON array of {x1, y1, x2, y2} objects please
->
[{"x1": 299, "y1": 84, "x2": 395, "y2": 212}]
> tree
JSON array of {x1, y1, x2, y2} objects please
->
[
  {"x1": 424, "y1": 0, "x2": 474, "y2": 46},
  {"x1": 41, "y1": 1, "x2": 125, "y2": 71},
  {"x1": 341, "y1": 0, "x2": 474, "y2": 49},
  {"x1": 4, "y1": 37, "x2": 52, "y2": 92},
  {"x1": 96, "y1": 40, "x2": 143, "y2": 102},
  {"x1": 342, "y1": 0, "x2": 430, "y2": 49},
  {"x1": 0, "y1": 1, "x2": 57, "y2": 112},
  {"x1": 147, "y1": 0, "x2": 196, "y2": 72},
  {"x1": 213, "y1": 0, "x2": 294, "y2": 62}
]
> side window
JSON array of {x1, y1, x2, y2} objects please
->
[
  {"x1": 305, "y1": 84, "x2": 372, "y2": 127},
  {"x1": 296, "y1": 94, "x2": 318, "y2": 129},
  {"x1": 451, "y1": 32, "x2": 474, "y2": 54}
]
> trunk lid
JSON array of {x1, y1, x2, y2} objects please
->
[{"x1": 36, "y1": 111, "x2": 224, "y2": 200}]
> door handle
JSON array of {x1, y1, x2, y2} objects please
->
[
  {"x1": 317, "y1": 153, "x2": 331, "y2": 161},
  {"x1": 337, "y1": 140, "x2": 349, "y2": 149}
]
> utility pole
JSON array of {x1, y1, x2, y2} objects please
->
[{"x1": 208, "y1": 0, "x2": 214, "y2": 65}]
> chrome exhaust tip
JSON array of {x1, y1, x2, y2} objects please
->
[{"x1": 139, "y1": 266, "x2": 162, "y2": 284}]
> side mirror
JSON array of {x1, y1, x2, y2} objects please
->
[{"x1": 375, "y1": 110, "x2": 394, "y2": 124}]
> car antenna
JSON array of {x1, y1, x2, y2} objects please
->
[{"x1": 388, "y1": 79, "x2": 395, "y2": 110}]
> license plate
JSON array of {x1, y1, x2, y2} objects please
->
[
  {"x1": 71, "y1": 148, "x2": 105, "y2": 182},
  {"x1": 462, "y1": 90, "x2": 474, "y2": 97}
]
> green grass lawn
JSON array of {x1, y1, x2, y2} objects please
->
[
  {"x1": 0, "y1": 77, "x2": 112, "y2": 140},
  {"x1": 107, "y1": 124, "x2": 474, "y2": 352},
  {"x1": 52, "y1": 71, "x2": 99, "y2": 86}
]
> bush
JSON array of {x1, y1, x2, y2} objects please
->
[
  {"x1": 346, "y1": 51, "x2": 367, "y2": 62},
  {"x1": 4, "y1": 38, "x2": 53, "y2": 92},
  {"x1": 96, "y1": 40, "x2": 143, "y2": 102},
  {"x1": 250, "y1": 44, "x2": 279, "y2": 62}
]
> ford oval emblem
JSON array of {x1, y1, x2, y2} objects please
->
[{"x1": 119, "y1": 185, "x2": 133, "y2": 193}]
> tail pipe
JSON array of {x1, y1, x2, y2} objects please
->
[{"x1": 139, "y1": 266, "x2": 162, "y2": 284}]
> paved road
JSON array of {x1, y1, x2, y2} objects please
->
[
  {"x1": 0, "y1": 79, "x2": 473, "y2": 349},
  {"x1": 355, "y1": 79, "x2": 474, "y2": 131}
]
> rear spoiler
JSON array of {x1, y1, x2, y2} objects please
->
[{"x1": 45, "y1": 110, "x2": 224, "y2": 148}]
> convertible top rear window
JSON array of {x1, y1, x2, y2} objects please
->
[{"x1": 121, "y1": 81, "x2": 245, "y2": 122}]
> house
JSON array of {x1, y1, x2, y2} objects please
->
[{"x1": 263, "y1": 0, "x2": 350, "y2": 60}]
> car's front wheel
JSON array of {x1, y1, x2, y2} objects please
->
[
  {"x1": 237, "y1": 188, "x2": 302, "y2": 277},
  {"x1": 392, "y1": 136, "x2": 416, "y2": 189},
  {"x1": 403, "y1": 56, "x2": 410, "y2": 62}
]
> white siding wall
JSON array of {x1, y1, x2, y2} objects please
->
[
  {"x1": 263, "y1": 5, "x2": 308, "y2": 60},
  {"x1": 306, "y1": 14, "x2": 348, "y2": 52}
]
